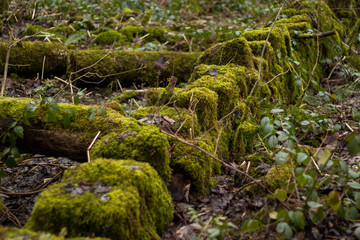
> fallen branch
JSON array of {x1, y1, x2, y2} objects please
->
[{"x1": 293, "y1": 30, "x2": 336, "y2": 39}]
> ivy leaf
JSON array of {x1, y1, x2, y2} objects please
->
[
  {"x1": 8, "y1": 133, "x2": 16, "y2": 146},
  {"x1": 271, "y1": 108, "x2": 284, "y2": 114},
  {"x1": 276, "y1": 222, "x2": 293, "y2": 239},
  {"x1": 89, "y1": 112, "x2": 96, "y2": 122},
  {"x1": 6, "y1": 157, "x2": 16, "y2": 168},
  {"x1": 268, "y1": 135, "x2": 278, "y2": 148},
  {"x1": 348, "y1": 134, "x2": 360, "y2": 156},
  {"x1": 8, "y1": 121, "x2": 17, "y2": 129},
  {"x1": 307, "y1": 201, "x2": 323, "y2": 208},
  {"x1": 47, "y1": 110, "x2": 57, "y2": 122},
  {"x1": 277, "y1": 131, "x2": 289, "y2": 141},
  {"x1": 328, "y1": 191, "x2": 341, "y2": 212},
  {"x1": 354, "y1": 227, "x2": 360, "y2": 239},
  {"x1": 0, "y1": 148, "x2": 10, "y2": 158},
  {"x1": 0, "y1": 169, "x2": 6, "y2": 178},
  {"x1": 275, "y1": 151, "x2": 288, "y2": 164},
  {"x1": 318, "y1": 149, "x2": 331, "y2": 166},
  {"x1": 14, "y1": 126, "x2": 24, "y2": 139},
  {"x1": 63, "y1": 114, "x2": 71, "y2": 128},
  {"x1": 98, "y1": 108, "x2": 106, "y2": 116},
  {"x1": 24, "y1": 103, "x2": 37, "y2": 118},
  {"x1": 11, "y1": 147, "x2": 20, "y2": 158},
  {"x1": 348, "y1": 180, "x2": 360, "y2": 189},
  {"x1": 207, "y1": 228, "x2": 220, "y2": 238},
  {"x1": 274, "y1": 188, "x2": 287, "y2": 201},
  {"x1": 260, "y1": 117, "x2": 270, "y2": 129},
  {"x1": 352, "y1": 107, "x2": 360, "y2": 121},
  {"x1": 241, "y1": 219, "x2": 264, "y2": 233},
  {"x1": 297, "y1": 152, "x2": 308, "y2": 163},
  {"x1": 288, "y1": 211, "x2": 306, "y2": 230}
]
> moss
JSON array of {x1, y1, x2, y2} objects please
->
[
  {"x1": 0, "y1": 226, "x2": 108, "y2": 239},
  {"x1": 90, "y1": 125, "x2": 172, "y2": 182},
  {"x1": 198, "y1": 37, "x2": 254, "y2": 68},
  {"x1": 145, "y1": 87, "x2": 167, "y2": 106},
  {"x1": 92, "y1": 30, "x2": 127, "y2": 45},
  {"x1": 132, "y1": 106, "x2": 200, "y2": 137},
  {"x1": 120, "y1": 25, "x2": 145, "y2": 41},
  {"x1": 242, "y1": 26, "x2": 291, "y2": 60},
  {"x1": 69, "y1": 49, "x2": 200, "y2": 86},
  {"x1": 146, "y1": 26, "x2": 166, "y2": 42},
  {"x1": 264, "y1": 163, "x2": 292, "y2": 191},
  {"x1": 233, "y1": 121, "x2": 260, "y2": 162},
  {"x1": 141, "y1": 9, "x2": 153, "y2": 26},
  {"x1": 175, "y1": 87, "x2": 218, "y2": 131},
  {"x1": 23, "y1": 24, "x2": 45, "y2": 36},
  {"x1": 114, "y1": 90, "x2": 141, "y2": 103},
  {"x1": 188, "y1": 74, "x2": 240, "y2": 119},
  {"x1": 25, "y1": 159, "x2": 173, "y2": 240},
  {"x1": 346, "y1": 55, "x2": 360, "y2": 71},
  {"x1": 169, "y1": 137, "x2": 221, "y2": 196},
  {"x1": 0, "y1": 41, "x2": 68, "y2": 78}
]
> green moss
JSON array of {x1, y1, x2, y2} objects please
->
[
  {"x1": 0, "y1": 41, "x2": 68, "y2": 77},
  {"x1": 132, "y1": 106, "x2": 200, "y2": 137},
  {"x1": 114, "y1": 90, "x2": 141, "y2": 103},
  {"x1": 141, "y1": 9, "x2": 153, "y2": 26},
  {"x1": 233, "y1": 121, "x2": 260, "y2": 161},
  {"x1": 188, "y1": 74, "x2": 240, "y2": 119},
  {"x1": 169, "y1": 138, "x2": 221, "y2": 196},
  {"x1": 69, "y1": 50, "x2": 200, "y2": 86},
  {"x1": 90, "y1": 126, "x2": 172, "y2": 182},
  {"x1": 146, "y1": 26, "x2": 166, "y2": 42},
  {"x1": 198, "y1": 37, "x2": 254, "y2": 68},
  {"x1": 26, "y1": 159, "x2": 173, "y2": 240},
  {"x1": 175, "y1": 87, "x2": 218, "y2": 131},
  {"x1": 120, "y1": 25, "x2": 145, "y2": 41},
  {"x1": 264, "y1": 163, "x2": 292, "y2": 191},
  {"x1": 0, "y1": 226, "x2": 108, "y2": 239},
  {"x1": 145, "y1": 87, "x2": 167, "y2": 105},
  {"x1": 23, "y1": 24, "x2": 45, "y2": 36},
  {"x1": 92, "y1": 30, "x2": 127, "y2": 45}
]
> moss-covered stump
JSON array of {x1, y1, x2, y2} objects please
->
[
  {"x1": 0, "y1": 227, "x2": 108, "y2": 240},
  {"x1": 25, "y1": 159, "x2": 173, "y2": 240},
  {"x1": 69, "y1": 50, "x2": 200, "y2": 86},
  {"x1": 0, "y1": 41, "x2": 68, "y2": 77}
]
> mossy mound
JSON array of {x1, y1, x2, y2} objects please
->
[
  {"x1": 90, "y1": 125, "x2": 171, "y2": 182},
  {"x1": 264, "y1": 163, "x2": 292, "y2": 191},
  {"x1": 69, "y1": 50, "x2": 200, "y2": 86},
  {"x1": 198, "y1": 37, "x2": 254, "y2": 68},
  {"x1": 233, "y1": 121, "x2": 260, "y2": 162},
  {"x1": 25, "y1": 159, "x2": 173, "y2": 240},
  {"x1": 0, "y1": 41, "x2": 67, "y2": 77},
  {"x1": 0, "y1": 227, "x2": 108, "y2": 240},
  {"x1": 92, "y1": 30, "x2": 127, "y2": 45},
  {"x1": 169, "y1": 138, "x2": 222, "y2": 196}
]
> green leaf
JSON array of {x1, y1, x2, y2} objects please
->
[
  {"x1": 348, "y1": 135, "x2": 360, "y2": 156},
  {"x1": 74, "y1": 96, "x2": 80, "y2": 105},
  {"x1": 288, "y1": 211, "x2": 306, "y2": 230},
  {"x1": 8, "y1": 133, "x2": 16, "y2": 146},
  {"x1": 271, "y1": 108, "x2": 284, "y2": 114},
  {"x1": 1, "y1": 134, "x2": 6, "y2": 144},
  {"x1": 269, "y1": 211, "x2": 278, "y2": 219},
  {"x1": 8, "y1": 121, "x2": 17, "y2": 129},
  {"x1": 263, "y1": 123, "x2": 274, "y2": 136},
  {"x1": 6, "y1": 157, "x2": 16, "y2": 168},
  {"x1": 88, "y1": 106, "x2": 97, "y2": 112},
  {"x1": 297, "y1": 152, "x2": 308, "y2": 163},
  {"x1": 348, "y1": 180, "x2": 360, "y2": 190},
  {"x1": 0, "y1": 169, "x2": 6, "y2": 178},
  {"x1": 241, "y1": 219, "x2": 264, "y2": 233},
  {"x1": 24, "y1": 103, "x2": 37, "y2": 117},
  {"x1": 276, "y1": 222, "x2": 293, "y2": 239},
  {"x1": 63, "y1": 115, "x2": 70, "y2": 128},
  {"x1": 268, "y1": 135, "x2": 278, "y2": 148},
  {"x1": 339, "y1": 160, "x2": 348, "y2": 174},
  {"x1": 274, "y1": 188, "x2": 287, "y2": 201},
  {"x1": 89, "y1": 112, "x2": 96, "y2": 122},
  {"x1": 47, "y1": 110, "x2": 57, "y2": 122},
  {"x1": 0, "y1": 148, "x2": 10, "y2": 158},
  {"x1": 260, "y1": 117, "x2": 270, "y2": 128},
  {"x1": 318, "y1": 149, "x2": 331, "y2": 166},
  {"x1": 328, "y1": 191, "x2": 341, "y2": 212},
  {"x1": 307, "y1": 201, "x2": 323, "y2": 208},
  {"x1": 69, "y1": 109, "x2": 75, "y2": 119},
  {"x1": 277, "y1": 131, "x2": 289, "y2": 141},
  {"x1": 346, "y1": 206, "x2": 358, "y2": 220},
  {"x1": 275, "y1": 151, "x2": 288, "y2": 164},
  {"x1": 14, "y1": 126, "x2": 24, "y2": 139},
  {"x1": 11, "y1": 147, "x2": 20, "y2": 158},
  {"x1": 353, "y1": 107, "x2": 360, "y2": 121},
  {"x1": 309, "y1": 208, "x2": 324, "y2": 224},
  {"x1": 354, "y1": 227, "x2": 360, "y2": 239},
  {"x1": 49, "y1": 103, "x2": 60, "y2": 113},
  {"x1": 207, "y1": 228, "x2": 220, "y2": 238},
  {"x1": 98, "y1": 108, "x2": 106, "y2": 116}
]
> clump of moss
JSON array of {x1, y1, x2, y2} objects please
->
[
  {"x1": 169, "y1": 138, "x2": 221, "y2": 196},
  {"x1": 90, "y1": 125, "x2": 172, "y2": 182},
  {"x1": 233, "y1": 121, "x2": 260, "y2": 162},
  {"x1": 25, "y1": 159, "x2": 173, "y2": 240},
  {"x1": 92, "y1": 30, "x2": 127, "y2": 45},
  {"x1": 264, "y1": 163, "x2": 292, "y2": 191},
  {"x1": 114, "y1": 90, "x2": 141, "y2": 103},
  {"x1": 146, "y1": 26, "x2": 166, "y2": 42},
  {"x1": 120, "y1": 25, "x2": 145, "y2": 41},
  {"x1": 141, "y1": 9, "x2": 153, "y2": 26},
  {"x1": 175, "y1": 87, "x2": 218, "y2": 131},
  {"x1": 198, "y1": 37, "x2": 254, "y2": 68},
  {"x1": 23, "y1": 24, "x2": 45, "y2": 36}
]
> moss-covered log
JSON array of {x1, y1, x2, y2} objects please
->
[{"x1": 69, "y1": 49, "x2": 200, "y2": 87}]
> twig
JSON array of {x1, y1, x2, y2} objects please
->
[
  {"x1": 0, "y1": 33, "x2": 12, "y2": 97},
  {"x1": 41, "y1": 56, "x2": 46, "y2": 80},
  {"x1": 87, "y1": 131, "x2": 101, "y2": 162}
]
